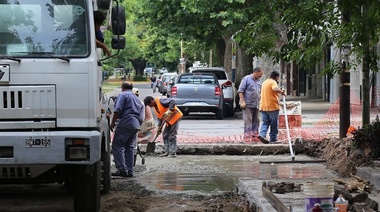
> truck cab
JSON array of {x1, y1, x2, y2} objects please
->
[{"x1": 0, "y1": 0, "x2": 125, "y2": 211}]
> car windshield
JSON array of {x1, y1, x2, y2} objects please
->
[
  {"x1": 192, "y1": 70, "x2": 227, "y2": 80},
  {"x1": 0, "y1": 0, "x2": 89, "y2": 57},
  {"x1": 179, "y1": 74, "x2": 217, "y2": 84}
]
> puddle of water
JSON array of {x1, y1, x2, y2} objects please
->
[
  {"x1": 139, "y1": 158, "x2": 334, "y2": 193},
  {"x1": 141, "y1": 172, "x2": 235, "y2": 192},
  {"x1": 257, "y1": 164, "x2": 327, "y2": 179}
]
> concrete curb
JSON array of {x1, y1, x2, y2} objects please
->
[{"x1": 236, "y1": 179, "x2": 275, "y2": 211}]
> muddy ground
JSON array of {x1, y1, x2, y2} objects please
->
[
  {"x1": 0, "y1": 138, "x2": 370, "y2": 212},
  {"x1": 101, "y1": 187, "x2": 249, "y2": 212},
  {"x1": 101, "y1": 155, "x2": 251, "y2": 212},
  {"x1": 103, "y1": 138, "x2": 374, "y2": 212},
  {"x1": 101, "y1": 138, "x2": 366, "y2": 212}
]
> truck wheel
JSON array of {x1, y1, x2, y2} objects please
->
[
  {"x1": 101, "y1": 138, "x2": 111, "y2": 194},
  {"x1": 63, "y1": 176, "x2": 74, "y2": 195},
  {"x1": 73, "y1": 162, "x2": 101, "y2": 212},
  {"x1": 216, "y1": 108, "x2": 224, "y2": 120}
]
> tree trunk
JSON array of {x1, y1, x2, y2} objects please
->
[
  {"x1": 215, "y1": 38, "x2": 225, "y2": 67},
  {"x1": 222, "y1": 34, "x2": 232, "y2": 76},
  {"x1": 130, "y1": 59, "x2": 146, "y2": 76},
  {"x1": 235, "y1": 45, "x2": 254, "y2": 88}
]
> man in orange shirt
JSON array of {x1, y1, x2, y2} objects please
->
[
  {"x1": 144, "y1": 96, "x2": 183, "y2": 157},
  {"x1": 258, "y1": 71, "x2": 285, "y2": 143}
]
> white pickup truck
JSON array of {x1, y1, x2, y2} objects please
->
[{"x1": 170, "y1": 73, "x2": 224, "y2": 120}]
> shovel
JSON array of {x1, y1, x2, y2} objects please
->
[{"x1": 146, "y1": 111, "x2": 174, "y2": 153}]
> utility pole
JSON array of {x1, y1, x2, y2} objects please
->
[
  {"x1": 339, "y1": 4, "x2": 350, "y2": 139},
  {"x1": 231, "y1": 42, "x2": 236, "y2": 83},
  {"x1": 179, "y1": 34, "x2": 185, "y2": 74},
  {"x1": 209, "y1": 49, "x2": 212, "y2": 67},
  {"x1": 361, "y1": 3, "x2": 371, "y2": 126}
]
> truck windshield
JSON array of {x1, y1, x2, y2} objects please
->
[{"x1": 0, "y1": 0, "x2": 89, "y2": 57}]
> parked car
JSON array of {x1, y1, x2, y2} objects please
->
[
  {"x1": 155, "y1": 74, "x2": 164, "y2": 90},
  {"x1": 159, "y1": 75, "x2": 174, "y2": 96},
  {"x1": 157, "y1": 72, "x2": 178, "y2": 94},
  {"x1": 188, "y1": 67, "x2": 236, "y2": 117},
  {"x1": 165, "y1": 75, "x2": 178, "y2": 97},
  {"x1": 171, "y1": 73, "x2": 224, "y2": 120},
  {"x1": 159, "y1": 68, "x2": 168, "y2": 74}
]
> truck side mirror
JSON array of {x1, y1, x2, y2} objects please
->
[
  {"x1": 111, "y1": 6, "x2": 126, "y2": 35},
  {"x1": 111, "y1": 35, "x2": 125, "y2": 49}
]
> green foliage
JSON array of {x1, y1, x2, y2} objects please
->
[
  {"x1": 133, "y1": 75, "x2": 147, "y2": 81},
  {"x1": 321, "y1": 61, "x2": 341, "y2": 77},
  {"x1": 352, "y1": 116, "x2": 380, "y2": 158},
  {"x1": 123, "y1": 0, "x2": 380, "y2": 78}
]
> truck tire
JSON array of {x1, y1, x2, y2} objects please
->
[
  {"x1": 73, "y1": 162, "x2": 101, "y2": 212},
  {"x1": 101, "y1": 137, "x2": 111, "y2": 194},
  {"x1": 63, "y1": 176, "x2": 74, "y2": 195}
]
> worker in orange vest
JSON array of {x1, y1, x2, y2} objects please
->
[{"x1": 144, "y1": 96, "x2": 183, "y2": 157}]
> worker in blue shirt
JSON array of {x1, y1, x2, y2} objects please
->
[{"x1": 111, "y1": 82, "x2": 144, "y2": 177}]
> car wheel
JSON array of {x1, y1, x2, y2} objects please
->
[
  {"x1": 225, "y1": 107, "x2": 235, "y2": 117},
  {"x1": 216, "y1": 108, "x2": 224, "y2": 120}
]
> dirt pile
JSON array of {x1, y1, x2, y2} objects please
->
[{"x1": 301, "y1": 138, "x2": 373, "y2": 177}]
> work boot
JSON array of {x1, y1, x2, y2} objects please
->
[
  {"x1": 111, "y1": 170, "x2": 128, "y2": 177},
  {"x1": 159, "y1": 152, "x2": 169, "y2": 157},
  {"x1": 127, "y1": 171, "x2": 133, "y2": 177},
  {"x1": 258, "y1": 136, "x2": 269, "y2": 144}
]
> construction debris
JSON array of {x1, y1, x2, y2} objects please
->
[{"x1": 333, "y1": 174, "x2": 374, "y2": 193}]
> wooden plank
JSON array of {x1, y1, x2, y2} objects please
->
[{"x1": 262, "y1": 183, "x2": 291, "y2": 212}]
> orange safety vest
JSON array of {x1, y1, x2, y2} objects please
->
[{"x1": 154, "y1": 98, "x2": 183, "y2": 125}]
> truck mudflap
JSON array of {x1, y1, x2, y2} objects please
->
[{"x1": 0, "y1": 131, "x2": 101, "y2": 165}]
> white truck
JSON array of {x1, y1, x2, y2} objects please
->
[{"x1": 0, "y1": 0, "x2": 125, "y2": 211}]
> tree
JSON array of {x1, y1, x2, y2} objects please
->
[{"x1": 232, "y1": 0, "x2": 380, "y2": 129}]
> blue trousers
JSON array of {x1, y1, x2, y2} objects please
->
[
  {"x1": 112, "y1": 128, "x2": 139, "y2": 173},
  {"x1": 259, "y1": 110, "x2": 279, "y2": 142}
]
